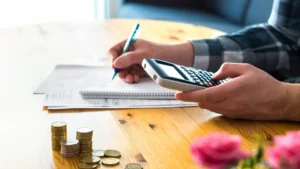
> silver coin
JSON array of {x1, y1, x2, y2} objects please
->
[
  {"x1": 125, "y1": 163, "x2": 143, "y2": 169},
  {"x1": 101, "y1": 158, "x2": 120, "y2": 165},
  {"x1": 60, "y1": 139, "x2": 79, "y2": 146},
  {"x1": 78, "y1": 162, "x2": 97, "y2": 169},
  {"x1": 92, "y1": 150, "x2": 105, "y2": 157},
  {"x1": 104, "y1": 149, "x2": 121, "y2": 157},
  {"x1": 81, "y1": 156, "x2": 101, "y2": 164}
]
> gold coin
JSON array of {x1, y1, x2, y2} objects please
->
[
  {"x1": 78, "y1": 162, "x2": 97, "y2": 169},
  {"x1": 52, "y1": 132, "x2": 67, "y2": 137},
  {"x1": 52, "y1": 145, "x2": 61, "y2": 150},
  {"x1": 80, "y1": 144, "x2": 93, "y2": 148},
  {"x1": 92, "y1": 150, "x2": 104, "y2": 157},
  {"x1": 125, "y1": 163, "x2": 143, "y2": 169},
  {"x1": 52, "y1": 121, "x2": 67, "y2": 127},
  {"x1": 101, "y1": 157, "x2": 120, "y2": 165},
  {"x1": 52, "y1": 135, "x2": 67, "y2": 140},
  {"x1": 81, "y1": 156, "x2": 101, "y2": 164},
  {"x1": 104, "y1": 149, "x2": 121, "y2": 157},
  {"x1": 80, "y1": 152, "x2": 92, "y2": 157},
  {"x1": 77, "y1": 127, "x2": 92, "y2": 133},
  {"x1": 51, "y1": 122, "x2": 67, "y2": 131},
  {"x1": 81, "y1": 149, "x2": 93, "y2": 153}
]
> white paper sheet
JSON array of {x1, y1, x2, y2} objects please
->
[
  {"x1": 34, "y1": 65, "x2": 112, "y2": 94},
  {"x1": 36, "y1": 64, "x2": 197, "y2": 109},
  {"x1": 44, "y1": 90, "x2": 196, "y2": 109}
]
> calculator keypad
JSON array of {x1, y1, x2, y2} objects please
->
[{"x1": 181, "y1": 66, "x2": 227, "y2": 87}]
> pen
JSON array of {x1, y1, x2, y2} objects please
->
[{"x1": 111, "y1": 23, "x2": 140, "y2": 80}]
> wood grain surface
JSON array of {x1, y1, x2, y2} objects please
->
[{"x1": 0, "y1": 19, "x2": 299, "y2": 169}]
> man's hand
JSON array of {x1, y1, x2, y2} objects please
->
[
  {"x1": 175, "y1": 63, "x2": 290, "y2": 120},
  {"x1": 107, "y1": 39, "x2": 194, "y2": 83}
]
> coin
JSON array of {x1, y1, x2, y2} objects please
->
[
  {"x1": 78, "y1": 162, "x2": 97, "y2": 169},
  {"x1": 52, "y1": 132, "x2": 67, "y2": 136},
  {"x1": 51, "y1": 122, "x2": 67, "y2": 132},
  {"x1": 81, "y1": 149, "x2": 93, "y2": 153},
  {"x1": 61, "y1": 152, "x2": 79, "y2": 158},
  {"x1": 60, "y1": 139, "x2": 79, "y2": 146},
  {"x1": 77, "y1": 127, "x2": 93, "y2": 133},
  {"x1": 80, "y1": 152, "x2": 92, "y2": 157},
  {"x1": 77, "y1": 128, "x2": 93, "y2": 137},
  {"x1": 92, "y1": 150, "x2": 104, "y2": 157},
  {"x1": 125, "y1": 163, "x2": 143, "y2": 169},
  {"x1": 101, "y1": 157, "x2": 120, "y2": 165},
  {"x1": 104, "y1": 149, "x2": 121, "y2": 157},
  {"x1": 81, "y1": 156, "x2": 101, "y2": 164},
  {"x1": 61, "y1": 145, "x2": 80, "y2": 153},
  {"x1": 52, "y1": 121, "x2": 67, "y2": 127},
  {"x1": 52, "y1": 135, "x2": 67, "y2": 140},
  {"x1": 80, "y1": 144, "x2": 93, "y2": 148}
]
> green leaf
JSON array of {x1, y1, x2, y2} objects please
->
[
  {"x1": 253, "y1": 135, "x2": 264, "y2": 163},
  {"x1": 241, "y1": 158, "x2": 253, "y2": 169},
  {"x1": 226, "y1": 160, "x2": 239, "y2": 169},
  {"x1": 254, "y1": 145, "x2": 264, "y2": 162}
]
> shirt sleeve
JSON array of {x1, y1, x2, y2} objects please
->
[{"x1": 190, "y1": 0, "x2": 300, "y2": 77}]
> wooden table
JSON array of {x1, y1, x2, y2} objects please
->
[{"x1": 1, "y1": 19, "x2": 299, "y2": 169}]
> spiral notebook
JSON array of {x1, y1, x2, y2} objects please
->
[
  {"x1": 39, "y1": 64, "x2": 197, "y2": 109},
  {"x1": 79, "y1": 78, "x2": 176, "y2": 100},
  {"x1": 79, "y1": 90, "x2": 175, "y2": 100}
]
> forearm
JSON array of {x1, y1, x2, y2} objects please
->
[
  {"x1": 155, "y1": 41, "x2": 194, "y2": 67},
  {"x1": 283, "y1": 83, "x2": 300, "y2": 121},
  {"x1": 189, "y1": 24, "x2": 299, "y2": 75}
]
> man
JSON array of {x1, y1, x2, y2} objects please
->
[{"x1": 108, "y1": 0, "x2": 300, "y2": 121}]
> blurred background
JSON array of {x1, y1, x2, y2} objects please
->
[{"x1": 0, "y1": 0, "x2": 274, "y2": 33}]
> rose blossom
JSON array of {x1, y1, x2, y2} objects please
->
[
  {"x1": 267, "y1": 131, "x2": 300, "y2": 169},
  {"x1": 190, "y1": 132, "x2": 249, "y2": 169}
]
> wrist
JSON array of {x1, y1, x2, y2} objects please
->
[
  {"x1": 154, "y1": 41, "x2": 194, "y2": 67},
  {"x1": 281, "y1": 83, "x2": 300, "y2": 121}
]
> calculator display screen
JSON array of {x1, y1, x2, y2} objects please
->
[{"x1": 159, "y1": 64, "x2": 185, "y2": 80}]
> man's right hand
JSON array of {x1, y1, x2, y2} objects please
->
[{"x1": 107, "y1": 39, "x2": 194, "y2": 83}]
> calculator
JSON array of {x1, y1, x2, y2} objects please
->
[{"x1": 142, "y1": 58, "x2": 230, "y2": 91}]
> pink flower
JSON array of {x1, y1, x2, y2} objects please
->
[
  {"x1": 267, "y1": 131, "x2": 300, "y2": 169},
  {"x1": 190, "y1": 132, "x2": 249, "y2": 169}
]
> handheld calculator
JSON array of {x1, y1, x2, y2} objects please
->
[{"x1": 142, "y1": 58, "x2": 230, "y2": 91}]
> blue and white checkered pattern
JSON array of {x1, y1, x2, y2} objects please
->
[{"x1": 191, "y1": 0, "x2": 300, "y2": 77}]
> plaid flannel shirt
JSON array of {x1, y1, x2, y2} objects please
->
[{"x1": 191, "y1": 0, "x2": 300, "y2": 78}]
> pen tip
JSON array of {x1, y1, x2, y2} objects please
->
[{"x1": 112, "y1": 73, "x2": 117, "y2": 80}]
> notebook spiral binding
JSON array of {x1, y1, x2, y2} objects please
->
[{"x1": 79, "y1": 90, "x2": 175, "y2": 100}]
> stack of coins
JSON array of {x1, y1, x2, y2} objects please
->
[
  {"x1": 51, "y1": 122, "x2": 67, "y2": 150},
  {"x1": 60, "y1": 139, "x2": 80, "y2": 158},
  {"x1": 76, "y1": 128, "x2": 93, "y2": 156}
]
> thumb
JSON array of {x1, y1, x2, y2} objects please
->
[
  {"x1": 212, "y1": 63, "x2": 247, "y2": 80},
  {"x1": 113, "y1": 51, "x2": 144, "y2": 68}
]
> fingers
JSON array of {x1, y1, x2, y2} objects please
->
[
  {"x1": 108, "y1": 39, "x2": 127, "y2": 61},
  {"x1": 175, "y1": 84, "x2": 231, "y2": 103},
  {"x1": 118, "y1": 71, "x2": 126, "y2": 79},
  {"x1": 113, "y1": 51, "x2": 144, "y2": 69},
  {"x1": 125, "y1": 74, "x2": 134, "y2": 83},
  {"x1": 118, "y1": 67, "x2": 141, "y2": 83},
  {"x1": 212, "y1": 63, "x2": 251, "y2": 80}
]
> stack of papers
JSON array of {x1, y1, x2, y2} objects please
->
[{"x1": 35, "y1": 65, "x2": 197, "y2": 110}]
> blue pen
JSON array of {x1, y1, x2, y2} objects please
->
[{"x1": 112, "y1": 23, "x2": 140, "y2": 80}]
